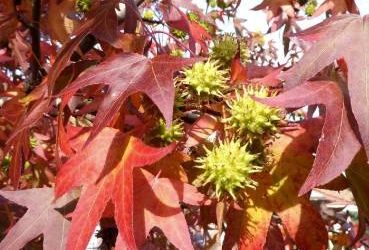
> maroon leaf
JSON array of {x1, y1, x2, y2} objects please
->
[
  {"x1": 312, "y1": 0, "x2": 359, "y2": 17},
  {"x1": 60, "y1": 53, "x2": 200, "y2": 142},
  {"x1": 252, "y1": 0, "x2": 296, "y2": 32},
  {"x1": 256, "y1": 81, "x2": 361, "y2": 194},
  {"x1": 6, "y1": 131, "x2": 30, "y2": 189},
  {"x1": 48, "y1": 1, "x2": 118, "y2": 95},
  {"x1": 162, "y1": 4, "x2": 211, "y2": 52},
  {"x1": 280, "y1": 15, "x2": 369, "y2": 161}
]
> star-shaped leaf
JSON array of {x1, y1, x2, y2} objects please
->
[
  {"x1": 233, "y1": 120, "x2": 328, "y2": 249},
  {"x1": 0, "y1": 187, "x2": 73, "y2": 250},
  {"x1": 257, "y1": 81, "x2": 361, "y2": 194},
  {"x1": 60, "y1": 53, "x2": 200, "y2": 142},
  {"x1": 280, "y1": 14, "x2": 369, "y2": 165},
  {"x1": 55, "y1": 127, "x2": 175, "y2": 250},
  {"x1": 132, "y1": 168, "x2": 203, "y2": 249}
]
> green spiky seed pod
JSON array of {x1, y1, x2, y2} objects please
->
[
  {"x1": 305, "y1": 0, "x2": 317, "y2": 16},
  {"x1": 1, "y1": 154, "x2": 11, "y2": 172},
  {"x1": 172, "y1": 28, "x2": 187, "y2": 39},
  {"x1": 29, "y1": 136, "x2": 38, "y2": 149},
  {"x1": 208, "y1": 0, "x2": 217, "y2": 8},
  {"x1": 143, "y1": 9, "x2": 155, "y2": 20},
  {"x1": 194, "y1": 139, "x2": 261, "y2": 200},
  {"x1": 187, "y1": 12, "x2": 212, "y2": 33},
  {"x1": 154, "y1": 119, "x2": 183, "y2": 145},
  {"x1": 251, "y1": 31, "x2": 265, "y2": 47},
  {"x1": 181, "y1": 60, "x2": 228, "y2": 98},
  {"x1": 170, "y1": 49, "x2": 184, "y2": 57},
  {"x1": 174, "y1": 87, "x2": 185, "y2": 110},
  {"x1": 210, "y1": 35, "x2": 250, "y2": 68},
  {"x1": 224, "y1": 86, "x2": 281, "y2": 140},
  {"x1": 76, "y1": 0, "x2": 91, "y2": 12}
]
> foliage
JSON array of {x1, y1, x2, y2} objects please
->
[{"x1": 0, "y1": 0, "x2": 367, "y2": 249}]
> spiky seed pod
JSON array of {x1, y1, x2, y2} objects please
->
[
  {"x1": 187, "y1": 12, "x2": 201, "y2": 22},
  {"x1": 142, "y1": 9, "x2": 155, "y2": 20},
  {"x1": 174, "y1": 87, "x2": 185, "y2": 110},
  {"x1": 76, "y1": 0, "x2": 91, "y2": 12},
  {"x1": 305, "y1": 0, "x2": 317, "y2": 16},
  {"x1": 187, "y1": 11, "x2": 214, "y2": 34},
  {"x1": 208, "y1": 0, "x2": 217, "y2": 8},
  {"x1": 170, "y1": 49, "x2": 184, "y2": 57},
  {"x1": 29, "y1": 136, "x2": 38, "y2": 149},
  {"x1": 181, "y1": 60, "x2": 228, "y2": 98},
  {"x1": 224, "y1": 86, "x2": 281, "y2": 140},
  {"x1": 172, "y1": 28, "x2": 187, "y2": 39},
  {"x1": 1, "y1": 154, "x2": 11, "y2": 171},
  {"x1": 251, "y1": 31, "x2": 265, "y2": 47},
  {"x1": 210, "y1": 35, "x2": 250, "y2": 68},
  {"x1": 153, "y1": 119, "x2": 183, "y2": 145},
  {"x1": 194, "y1": 139, "x2": 262, "y2": 200}
]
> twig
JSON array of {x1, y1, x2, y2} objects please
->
[
  {"x1": 142, "y1": 18, "x2": 163, "y2": 25},
  {"x1": 149, "y1": 30, "x2": 196, "y2": 57}
]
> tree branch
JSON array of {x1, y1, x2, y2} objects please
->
[{"x1": 26, "y1": 0, "x2": 42, "y2": 93}]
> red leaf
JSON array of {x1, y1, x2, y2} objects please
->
[
  {"x1": 6, "y1": 131, "x2": 29, "y2": 189},
  {"x1": 133, "y1": 168, "x2": 203, "y2": 249},
  {"x1": 60, "y1": 53, "x2": 200, "y2": 142},
  {"x1": 251, "y1": 0, "x2": 296, "y2": 32},
  {"x1": 162, "y1": 5, "x2": 211, "y2": 52},
  {"x1": 230, "y1": 52, "x2": 248, "y2": 85},
  {"x1": 278, "y1": 201, "x2": 327, "y2": 250},
  {"x1": 261, "y1": 120, "x2": 327, "y2": 249},
  {"x1": 55, "y1": 127, "x2": 175, "y2": 250},
  {"x1": 257, "y1": 81, "x2": 360, "y2": 195},
  {"x1": 280, "y1": 15, "x2": 369, "y2": 161},
  {"x1": 48, "y1": 1, "x2": 118, "y2": 95},
  {"x1": 312, "y1": 0, "x2": 359, "y2": 17},
  {"x1": 0, "y1": 188, "x2": 73, "y2": 250}
]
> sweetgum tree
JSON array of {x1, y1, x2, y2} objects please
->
[{"x1": 0, "y1": 0, "x2": 367, "y2": 249}]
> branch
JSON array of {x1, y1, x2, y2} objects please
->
[{"x1": 26, "y1": 0, "x2": 42, "y2": 93}]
